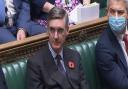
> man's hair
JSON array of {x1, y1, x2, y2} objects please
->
[
  {"x1": 47, "y1": 7, "x2": 69, "y2": 26},
  {"x1": 107, "y1": 0, "x2": 128, "y2": 13}
]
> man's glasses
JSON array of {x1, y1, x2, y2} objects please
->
[{"x1": 48, "y1": 27, "x2": 65, "y2": 34}]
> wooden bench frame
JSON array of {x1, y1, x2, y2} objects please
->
[{"x1": 0, "y1": 16, "x2": 108, "y2": 63}]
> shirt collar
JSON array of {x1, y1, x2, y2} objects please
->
[
  {"x1": 48, "y1": 42, "x2": 63, "y2": 59},
  {"x1": 112, "y1": 26, "x2": 127, "y2": 41},
  {"x1": 113, "y1": 31, "x2": 124, "y2": 41}
]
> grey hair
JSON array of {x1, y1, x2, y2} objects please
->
[
  {"x1": 47, "y1": 7, "x2": 69, "y2": 27},
  {"x1": 107, "y1": 0, "x2": 128, "y2": 13}
]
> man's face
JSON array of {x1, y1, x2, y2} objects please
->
[
  {"x1": 107, "y1": 0, "x2": 127, "y2": 18},
  {"x1": 48, "y1": 18, "x2": 69, "y2": 53}
]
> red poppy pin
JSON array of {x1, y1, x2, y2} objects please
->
[{"x1": 68, "y1": 60, "x2": 75, "y2": 69}]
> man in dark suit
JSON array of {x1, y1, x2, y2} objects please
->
[
  {"x1": 27, "y1": 7, "x2": 89, "y2": 89},
  {"x1": 96, "y1": 0, "x2": 128, "y2": 89},
  {"x1": 0, "y1": 66, "x2": 8, "y2": 89}
]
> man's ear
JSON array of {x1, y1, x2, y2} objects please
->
[{"x1": 106, "y1": 8, "x2": 110, "y2": 16}]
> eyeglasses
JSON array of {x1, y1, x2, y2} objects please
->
[
  {"x1": 108, "y1": 8, "x2": 126, "y2": 16},
  {"x1": 48, "y1": 27, "x2": 65, "y2": 34}
]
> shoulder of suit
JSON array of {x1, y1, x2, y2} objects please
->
[
  {"x1": 28, "y1": 45, "x2": 48, "y2": 61},
  {"x1": 64, "y1": 47, "x2": 80, "y2": 56}
]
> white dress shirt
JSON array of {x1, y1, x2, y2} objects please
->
[{"x1": 113, "y1": 29, "x2": 128, "y2": 66}]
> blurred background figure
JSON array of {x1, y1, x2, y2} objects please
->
[
  {"x1": 29, "y1": 0, "x2": 91, "y2": 27},
  {"x1": 0, "y1": 0, "x2": 30, "y2": 43}
]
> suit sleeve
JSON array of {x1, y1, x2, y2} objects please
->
[
  {"x1": 16, "y1": 0, "x2": 30, "y2": 31},
  {"x1": 32, "y1": 0, "x2": 47, "y2": 10},
  {"x1": 77, "y1": 53, "x2": 90, "y2": 89},
  {"x1": 96, "y1": 44, "x2": 128, "y2": 89},
  {"x1": 0, "y1": 66, "x2": 8, "y2": 89},
  {"x1": 27, "y1": 58, "x2": 44, "y2": 89}
]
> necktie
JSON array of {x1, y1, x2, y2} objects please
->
[
  {"x1": 55, "y1": 55, "x2": 66, "y2": 75},
  {"x1": 123, "y1": 34, "x2": 128, "y2": 54},
  {"x1": 0, "y1": 0, "x2": 6, "y2": 25}
]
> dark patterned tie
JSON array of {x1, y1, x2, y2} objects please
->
[
  {"x1": 55, "y1": 55, "x2": 66, "y2": 75},
  {"x1": 123, "y1": 34, "x2": 128, "y2": 54},
  {"x1": 0, "y1": 0, "x2": 6, "y2": 25}
]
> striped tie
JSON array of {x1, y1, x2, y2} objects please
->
[
  {"x1": 56, "y1": 55, "x2": 66, "y2": 75},
  {"x1": 0, "y1": 0, "x2": 6, "y2": 25}
]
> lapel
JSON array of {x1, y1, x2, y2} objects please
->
[
  {"x1": 107, "y1": 28, "x2": 128, "y2": 71},
  {"x1": 43, "y1": 45, "x2": 71, "y2": 89},
  {"x1": 63, "y1": 47, "x2": 78, "y2": 89}
]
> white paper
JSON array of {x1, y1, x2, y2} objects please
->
[{"x1": 69, "y1": 2, "x2": 99, "y2": 24}]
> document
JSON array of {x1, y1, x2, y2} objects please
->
[{"x1": 69, "y1": 2, "x2": 99, "y2": 23}]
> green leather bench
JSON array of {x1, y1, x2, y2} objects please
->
[{"x1": 1, "y1": 37, "x2": 101, "y2": 89}]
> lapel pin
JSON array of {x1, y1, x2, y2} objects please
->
[{"x1": 68, "y1": 60, "x2": 75, "y2": 69}]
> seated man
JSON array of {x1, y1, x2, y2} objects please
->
[
  {"x1": 29, "y1": 0, "x2": 91, "y2": 27},
  {"x1": 27, "y1": 7, "x2": 89, "y2": 89},
  {"x1": 96, "y1": 0, "x2": 128, "y2": 89}
]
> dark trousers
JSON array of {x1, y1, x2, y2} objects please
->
[{"x1": 0, "y1": 21, "x2": 46, "y2": 44}]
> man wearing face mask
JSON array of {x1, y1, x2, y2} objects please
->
[{"x1": 95, "y1": 0, "x2": 128, "y2": 89}]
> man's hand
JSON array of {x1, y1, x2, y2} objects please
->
[
  {"x1": 83, "y1": 0, "x2": 90, "y2": 5},
  {"x1": 42, "y1": 2, "x2": 54, "y2": 13},
  {"x1": 17, "y1": 28, "x2": 26, "y2": 41}
]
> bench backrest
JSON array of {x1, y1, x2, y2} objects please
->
[
  {"x1": 69, "y1": 38, "x2": 101, "y2": 89},
  {"x1": 2, "y1": 37, "x2": 101, "y2": 89},
  {"x1": 2, "y1": 58, "x2": 27, "y2": 89}
]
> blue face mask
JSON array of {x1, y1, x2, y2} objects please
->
[{"x1": 109, "y1": 16, "x2": 126, "y2": 33}]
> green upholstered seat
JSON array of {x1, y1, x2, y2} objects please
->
[
  {"x1": 1, "y1": 37, "x2": 101, "y2": 89},
  {"x1": 2, "y1": 58, "x2": 27, "y2": 89},
  {"x1": 69, "y1": 38, "x2": 101, "y2": 89}
]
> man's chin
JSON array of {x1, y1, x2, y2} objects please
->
[{"x1": 52, "y1": 44, "x2": 61, "y2": 51}]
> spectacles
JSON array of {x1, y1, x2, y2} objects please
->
[{"x1": 48, "y1": 27, "x2": 65, "y2": 34}]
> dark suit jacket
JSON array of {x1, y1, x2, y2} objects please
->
[
  {"x1": 27, "y1": 44, "x2": 89, "y2": 89},
  {"x1": 0, "y1": 66, "x2": 8, "y2": 89},
  {"x1": 96, "y1": 26, "x2": 128, "y2": 89}
]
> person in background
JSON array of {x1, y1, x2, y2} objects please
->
[
  {"x1": 96, "y1": 0, "x2": 128, "y2": 89},
  {"x1": 0, "y1": 0, "x2": 46, "y2": 44},
  {"x1": 29, "y1": 0, "x2": 91, "y2": 27},
  {"x1": 17, "y1": 0, "x2": 91, "y2": 40},
  {"x1": 27, "y1": 7, "x2": 89, "y2": 89},
  {"x1": 0, "y1": 0, "x2": 30, "y2": 43}
]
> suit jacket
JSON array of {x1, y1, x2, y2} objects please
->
[
  {"x1": 96, "y1": 26, "x2": 128, "y2": 89},
  {"x1": 0, "y1": 66, "x2": 8, "y2": 89},
  {"x1": 27, "y1": 44, "x2": 89, "y2": 89},
  {"x1": 13, "y1": 0, "x2": 30, "y2": 30},
  {"x1": 3, "y1": 0, "x2": 30, "y2": 30}
]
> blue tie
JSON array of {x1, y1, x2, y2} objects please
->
[{"x1": 0, "y1": 0, "x2": 6, "y2": 25}]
